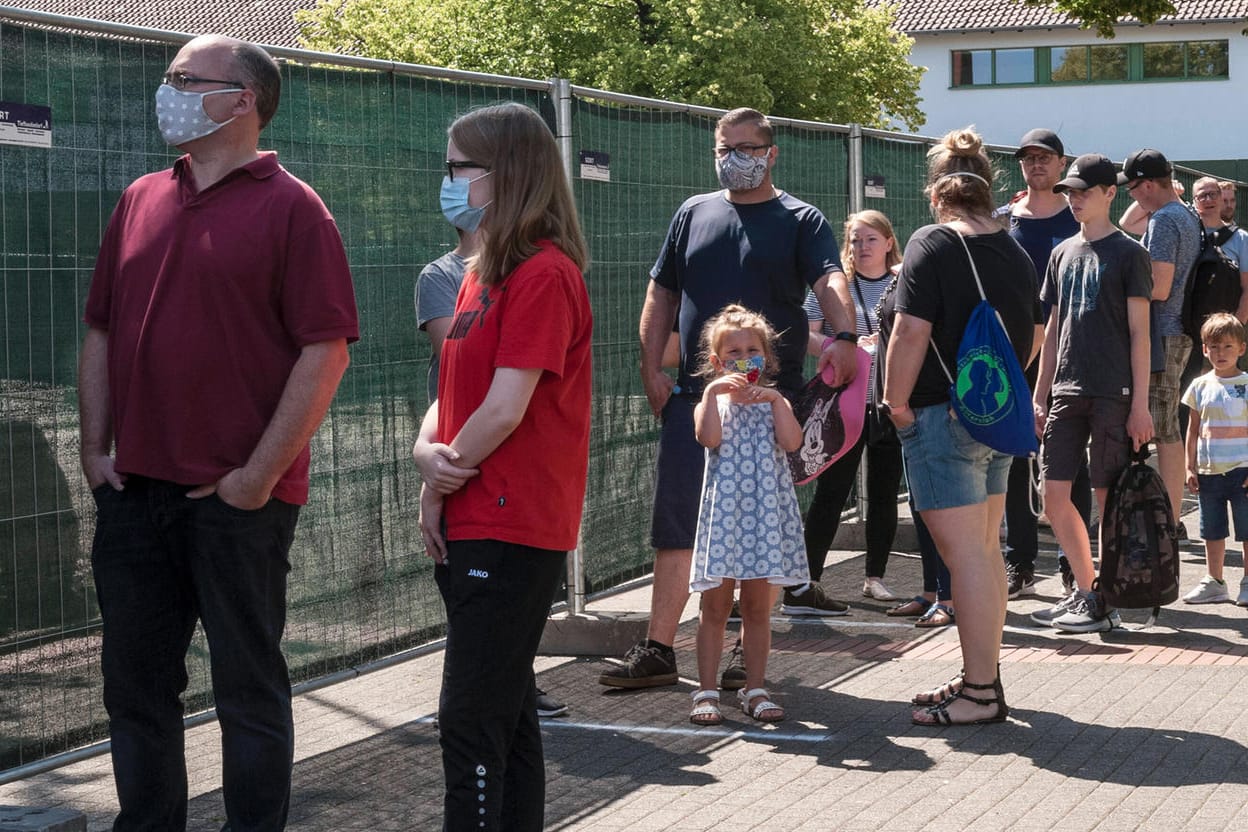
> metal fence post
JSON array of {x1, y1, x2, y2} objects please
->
[
  {"x1": 553, "y1": 77, "x2": 574, "y2": 186},
  {"x1": 552, "y1": 75, "x2": 585, "y2": 616},
  {"x1": 848, "y1": 124, "x2": 868, "y2": 519},
  {"x1": 848, "y1": 122, "x2": 864, "y2": 216}
]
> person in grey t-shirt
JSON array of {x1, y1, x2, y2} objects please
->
[
  {"x1": 415, "y1": 241, "x2": 467, "y2": 402},
  {"x1": 1118, "y1": 148, "x2": 1202, "y2": 527}
]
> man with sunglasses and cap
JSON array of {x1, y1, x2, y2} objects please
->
[
  {"x1": 79, "y1": 34, "x2": 358, "y2": 831},
  {"x1": 1120, "y1": 148, "x2": 1202, "y2": 535}
]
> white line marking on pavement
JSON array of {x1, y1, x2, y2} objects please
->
[
  {"x1": 409, "y1": 714, "x2": 835, "y2": 742},
  {"x1": 538, "y1": 719, "x2": 837, "y2": 743}
]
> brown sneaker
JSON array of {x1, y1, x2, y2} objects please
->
[
  {"x1": 598, "y1": 642, "x2": 678, "y2": 689},
  {"x1": 780, "y1": 583, "x2": 849, "y2": 616}
]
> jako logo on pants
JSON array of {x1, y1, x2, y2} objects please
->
[{"x1": 468, "y1": 569, "x2": 489, "y2": 579}]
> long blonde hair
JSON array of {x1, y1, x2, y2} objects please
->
[
  {"x1": 448, "y1": 103, "x2": 589, "y2": 286},
  {"x1": 841, "y1": 210, "x2": 901, "y2": 277}
]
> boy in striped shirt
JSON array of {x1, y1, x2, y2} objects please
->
[{"x1": 1182, "y1": 312, "x2": 1248, "y2": 605}]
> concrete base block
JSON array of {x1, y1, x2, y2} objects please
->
[
  {"x1": 832, "y1": 517, "x2": 917, "y2": 551},
  {"x1": 538, "y1": 611, "x2": 649, "y2": 657},
  {"x1": 0, "y1": 806, "x2": 87, "y2": 832}
]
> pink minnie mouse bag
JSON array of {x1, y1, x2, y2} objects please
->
[{"x1": 786, "y1": 346, "x2": 871, "y2": 486}]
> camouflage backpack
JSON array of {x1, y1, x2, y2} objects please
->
[{"x1": 1094, "y1": 444, "x2": 1180, "y2": 622}]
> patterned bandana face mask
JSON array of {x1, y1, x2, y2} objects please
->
[
  {"x1": 724, "y1": 354, "x2": 766, "y2": 383},
  {"x1": 155, "y1": 84, "x2": 240, "y2": 146},
  {"x1": 715, "y1": 149, "x2": 768, "y2": 191}
]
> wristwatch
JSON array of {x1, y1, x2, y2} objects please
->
[
  {"x1": 878, "y1": 401, "x2": 910, "y2": 418},
  {"x1": 828, "y1": 331, "x2": 856, "y2": 343}
]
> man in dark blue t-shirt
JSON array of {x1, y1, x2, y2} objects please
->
[
  {"x1": 599, "y1": 107, "x2": 858, "y2": 690},
  {"x1": 993, "y1": 128, "x2": 1087, "y2": 600}
]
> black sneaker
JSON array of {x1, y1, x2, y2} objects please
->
[
  {"x1": 535, "y1": 688, "x2": 568, "y2": 718},
  {"x1": 1005, "y1": 564, "x2": 1035, "y2": 599},
  {"x1": 719, "y1": 642, "x2": 746, "y2": 690},
  {"x1": 598, "y1": 642, "x2": 678, "y2": 689},
  {"x1": 780, "y1": 582, "x2": 850, "y2": 616}
]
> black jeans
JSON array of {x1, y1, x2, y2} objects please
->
[
  {"x1": 435, "y1": 540, "x2": 566, "y2": 832},
  {"x1": 1004, "y1": 456, "x2": 1091, "y2": 571},
  {"x1": 803, "y1": 417, "x2": 904, "y2": 581},
  {"x1": 912, "y1": 502, "x2": 952, "y2": 600},
  {"x1": 91, "y1": 477, "x2": 299, "y2": 832}
]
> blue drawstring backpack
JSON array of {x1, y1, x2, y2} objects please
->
[{"x1": 929, "y1": 229, "x2": 1038, "y2": 458}]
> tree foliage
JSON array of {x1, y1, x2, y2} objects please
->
[
  {"x1": 1025, "y1": 0, "x2": 1178, "y2": 39},
  {"x1": 295, "y1": 0, "x2": 925, "y2": 130}
]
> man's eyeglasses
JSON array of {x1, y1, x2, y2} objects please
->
[
  {"x1": 1019, "y1": 154, "x2": 1057, "y2": 166},
  {"x1": 1126, "y1": 180, "x2": 1145, "y2": 193},
  {"x1": 1195, "y1": 191, "x2": 1221, "y2": 201},
  {"x1": 446, "y1": 159, "x2": 489, "y2": 179},
  {"x1": 162, "y1": 71, "x2": 245, "y2": 91},
  {"x1": 714, "y1": 143, "x2": 772, "y2": 159}
]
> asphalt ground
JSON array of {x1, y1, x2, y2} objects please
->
[{"x1": 5, "y1": 504, "x2": 1248, "y2": 831}]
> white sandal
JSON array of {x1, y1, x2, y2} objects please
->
[
  {"x1": 690, "y1": 689, "x2": 723, "y2": 726},
  {"x1": 738, "y1": 687, "x2": 784, "y2": 723}
]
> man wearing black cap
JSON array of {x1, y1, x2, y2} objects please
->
[
  {"x1": 1030, "y1": 153, "x2": 1154, "y2": 632},
  {"x1": 996, "y1": 128, "x2": 1086, "y2": 599},
  {"x1": 1119, "y1": 148, "x2": 1202, "y2": 529}
]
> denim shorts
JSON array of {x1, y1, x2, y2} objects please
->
[
  {"x1": 897, "y1": 402, "x2": 1013, "y2": 512},
  {"x1": 1196, "y1": 467, "x2": 1248, "y2": 542}
]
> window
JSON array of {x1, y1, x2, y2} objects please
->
[
  {"x1": 952, "y1": 39, "x2": 1227, "y2": 88},
  {"x1": 995, "y1": 49, "x2": 1036, "y2": 84},
  {"x1": 1050, "y1": 46, "x2": 1087, "y2": 82},
  {"x1": 1088, "y1": 44, "x2": 1128, "y2": 81},
  {"x1": 951, "y1": 49, "x2": 993, "y2": 86}
]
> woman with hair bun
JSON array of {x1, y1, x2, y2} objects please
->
[{"x1": 877, "y1": 127, "x2": 1043, "y2": 726}]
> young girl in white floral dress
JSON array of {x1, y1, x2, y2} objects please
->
[{"x1": 688, "y1": 304, "x2": 808, "y2": 726}]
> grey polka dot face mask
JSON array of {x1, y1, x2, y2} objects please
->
[
  {"x1": 155, "y1": 84, "x2": 239, "y2": 146},
  {"x1": 715, "y1": 149, "x2": 769, "y2": 192}
]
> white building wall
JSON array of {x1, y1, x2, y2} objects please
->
[{"x1": 903, "y1": 24, "x2": 1247, "y2": 162}]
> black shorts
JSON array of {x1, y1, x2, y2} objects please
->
[{"x1": 649, "y1": 394, "x2": 705, "y2": 551}]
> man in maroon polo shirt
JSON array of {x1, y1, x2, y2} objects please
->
[{"x1": 78, "y1": 34, "x2": 358, "y2": 832}]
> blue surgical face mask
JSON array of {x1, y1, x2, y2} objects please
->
[{"x1": 439, "y1": 171, "x2": 493, "y2": 232}]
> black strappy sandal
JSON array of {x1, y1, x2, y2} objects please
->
[
  {"x1": 912, "y1": 677, "x2": 1009, "y2": 726},
  {"x1": 911, "y1": 670, "x2": 963, "y2": 706}
]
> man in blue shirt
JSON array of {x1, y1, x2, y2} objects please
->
[{"x1": 600, "y1": 107, "x2": 858, "y2": 689}]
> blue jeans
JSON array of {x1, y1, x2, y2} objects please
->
[
  {"x1": 897, "y1": 403, "x2": 1012, "y2": 512},
  {"x1": 91, "y1": 477, "x2": 299, "y2": 832},
  {"x1": 1196, "y1": 468, "x2": 1248, "y2": 541},
  {"x1": 435, "y1": 539, "x2": 566, "y2": 832}
]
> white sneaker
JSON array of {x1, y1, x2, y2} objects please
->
[
  {"x1": 862, "y1": 577, "x2": 898, "y2": 601},
  {"x1": 1239, "y1": 578, "x2": 1248, "y2": 607},
  {"x1": 1183, "y1": 575, "x2": 1230, "y2": 604}
]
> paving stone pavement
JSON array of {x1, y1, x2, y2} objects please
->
[{"x1": 5, "y1": 507, "x2": 1248, "y2": 831}]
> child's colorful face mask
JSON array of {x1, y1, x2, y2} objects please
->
[{"x1": 724, "y1": 354, "x2": 765, "y2": 383}]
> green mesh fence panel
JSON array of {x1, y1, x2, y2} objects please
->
[{"x1": 4, "y1": 18, "x2": 1246, "y2": 772}]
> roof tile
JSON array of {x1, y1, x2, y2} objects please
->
[
  {"x1": 3, "y1": 1, "x2": 318, "y2": 47},
  {"x1": 876, "y1": 0, "x2": 1248, "y2": 33}
]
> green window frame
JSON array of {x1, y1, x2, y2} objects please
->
[{"x1": 951, "y1": 39, "x2": 1228, "y2": 88}]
